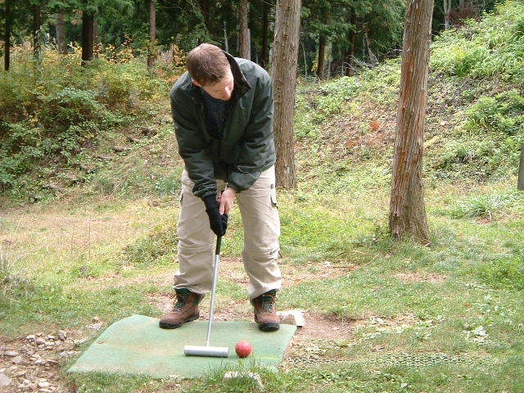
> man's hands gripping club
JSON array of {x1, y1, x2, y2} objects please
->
[{"x1": 203, "y1": 188, "x2": 236, "y2": 236}]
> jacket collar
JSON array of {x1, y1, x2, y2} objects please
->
[{"x1": 223, "y1": 51, "x2": 251, "y2": 100}]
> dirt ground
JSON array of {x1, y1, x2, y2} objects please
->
[
  {"x1": 0, "y1": 256, "x2": 358, "y2": 393},
  {"x1": 0, "y1": 311, "x2": 354, "y2": 393}
]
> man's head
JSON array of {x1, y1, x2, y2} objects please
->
[{"x1": 187, "y1": 43, "x2": 234, "y2": 101}]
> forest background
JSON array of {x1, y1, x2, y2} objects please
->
[{"x1": 2, "y1": 0, "x2": 499, "y2": 77}]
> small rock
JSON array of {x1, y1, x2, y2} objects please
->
[
  {"x1": 0, "y1": 372, "x2": 12, "y2": 387},
  {"x1": 38, "y1": 380, "x2": 51, "y2": 388},
  {"x1": 4, "y1": 350, "x2": 19, "y2": 357},
  {"x1": 19, "y1": 378, "x2": 31, "y2": 387},
  {"x1": 113, "y1": 145, "x2": 128, "y2": 153},
  {"x1": 88, "y1": 322, "x2": 103, "y2": 330}
]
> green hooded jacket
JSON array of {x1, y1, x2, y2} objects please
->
[{"x1": 170, "y1": 52, "x2": 276, "y2": 199}]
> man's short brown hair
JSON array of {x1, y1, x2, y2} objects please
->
[{"x1": 187, "y1": 43, "x2": 231, "y2": 86}]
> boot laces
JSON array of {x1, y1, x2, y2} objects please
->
[
  {"x1": 174, "y1": 292, "x2": 190, "y2": 311},
  {"x1": 260, "y1": 293, "x2": 275, "y2": 313}
]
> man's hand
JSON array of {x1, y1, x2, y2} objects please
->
[
  {"x1": 203, "y1": 195, "x2": 228, "y2": 236},
  {"x1": 219, "y1": 187, "x2": 236, "y2": 215}
]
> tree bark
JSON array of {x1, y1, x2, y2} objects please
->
[
  {"x1": 345, "y1": 13, "x2": 357, "y2": 76},
  {"x1": 261, "y1": 0, "x2": 271, "y2": 68},
  {"x1": 389, "y1": 0, "x2": 433, "y2": 245},
  {"x1": 147, "y1": 0, "x2": 157, "y2": 68},
  {"x1": 33, "y1": 5, "x2": 42, "y2": 56},
  {"x1": 239, "y1": 0, "x2": 250, "y2": 59},
  {"x1": 4, "y1": 0, "x2": 12, "y2": 71},
  {"x1": 317, "y1": 34, "x2": 326, "y2": 79},
  {"x1": 443, "y1": 0, "x2": 451, "y2": 29},
  {"x1": 56, "y1": 12, "x2": 68, "y2": 54},
  {"x1": 81, "y1": 10, "x2": 95, "y2": 65},
  {"x1": 271, "y1": 0, "x2": 301, "y2": 189}
]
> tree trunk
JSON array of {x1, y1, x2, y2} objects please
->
[
  {"x1": 389, "y1": 0, "x2": 433, "y2": 245},
  {"x1": 147, "y1": 0, "x2": 157, "y2": 68},
  {"x1": 239, "y1": 0, "x2": 250, "y2": 59},
  {"x1": 363, "y1": 24, "x2": 378, "y2": 65},
  {"x1": 81, "y1": 10, "x2": 95, "y2": 65},
  {"x1": 317, "y1": 34, "x2": 326, "y2": 79},
  {"x1": 56, "y1": 12, "x2": 68, "y2": 54},
  {"x1": 345, "y1": 13, "x2": 357, "y2": 76},
  {"x1": 200, "y1": 0, "x2": 210, "y2": 26},
  {"x1": 271, "y1": 0, "x2": 301, "y2": 189},
  {"x1": 443, "y1": 0, "x2": 451, "y2": 29},
  {"x1": 261, "y1": 0, "x2": 271, "y2": 68},
  {"x1": 4, "y1": 0, "x2": 12, "y2": 71},
  {"x1": 223, "y1": 21, "x2": 229, "y2": 52},
  {"x1": 33, "y1": 5, "x2": 42, "y2": 56}
]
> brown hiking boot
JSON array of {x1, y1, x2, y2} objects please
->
[
  {"x1": 252, "y1": 290, "x2": 280, "y2": 332},
  {"x1": 159, "y1": 288, "x2": 203, "y2": 329}
]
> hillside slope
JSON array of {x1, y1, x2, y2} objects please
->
[
  {"x1": 293, "y1": 0, "x2": 523, "y2": 194},
  {"x1": 0, "y1": 0, "x2": 523, "y2": 206}
]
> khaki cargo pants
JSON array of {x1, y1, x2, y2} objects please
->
[{"x1": 174, "y1": 166, "x2": 282, "y2": 300}]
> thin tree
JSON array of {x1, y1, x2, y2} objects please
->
[
  {"x1": 443, "y1": 0, "x2": 451, "y2": 29},
  {"x1": 33, "y1": 3, "x2": 42, "y2": 57},
  {"x1": 55, "y1": 11, "x2": 67, "y2": 54},
  {"x1": 271, "y1": 0, "x2": 301, "y2": 189},
  {"x1": 389, "y1": 0, "x2": 434, "y2": 245},
  {"x1": 147, "y1": 0, "x2": 157, "y2": 68},
  {"x1": 260, "y1": 0, "x2": 272, "y2": 68},
  {"x1": 4, "y1": 0, "x2": 13, "y2": 71},
  {"x1": 239, "y1": 0, "x2": 250, "y2": 59},
  {"x1": 81, "y1": 8, "x2": 95, "y2": 65},
  {"x1": 316, "y1": 5, "x2": 329, "y2": 79}
]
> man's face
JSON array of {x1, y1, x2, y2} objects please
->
[{"x1": 194, "y1": 69, "x2": 234, "y2": 101}]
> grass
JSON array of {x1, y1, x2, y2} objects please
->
[{"x1": 1, "y1": 173, "x2": 523, "y2": 392}]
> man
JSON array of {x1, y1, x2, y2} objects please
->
[{"x1": 159, "y1": 43, "x2": 282, "y2": 332}]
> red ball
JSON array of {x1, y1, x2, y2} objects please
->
[{"x1": 235, "y1": 340, "x2": 253, "y2": 358}]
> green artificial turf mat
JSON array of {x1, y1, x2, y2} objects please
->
[{"x1": 68, "y1": 315, "x2": 296, "y2": 378}]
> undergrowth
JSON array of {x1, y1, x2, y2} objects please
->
[{"x1": 0, "y1": 44, "x2": 180, "y2": 202}]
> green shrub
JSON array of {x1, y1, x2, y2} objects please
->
[
  {"x1": 431, "y1": 0, "x2": 524, "y2": 83},
  {"x1": 466, "y1": 90, "x2": 524, "y2": 136},
  {"x1": 39, "y1": 88, "x2": 105, "y2": 129},
  {"x1": 0, "y1": 45, "x2": 170, "y2": 197},
  {"x1": 0, "y1": 248, "x2": 35, "y2": 298},
  {"x1": 122, "y1": 217, "x2": 177, "y2": 266},
  {"x1": 448, "y1": 190, "x2": 519, "y2": 219},
  {"x1": 478, "y1": 255, "x2": 524, "y2": 290}
]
